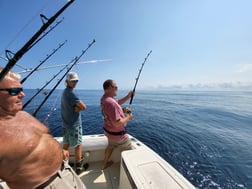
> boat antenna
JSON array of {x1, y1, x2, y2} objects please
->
[
  {"x1": 21, "y1": 40, "x2": 67, "y2": 84},
  {"x1": 0, "y1": 0, "x2": 75, "y2": 81},
  {"x1": 129, "y1": 50, "x2": 152, "y2": 106},
  {"x1": 18, "y1": 59, "x2": 112, "y2": 74},
  {"x1": 32, "y1": 39, "x2": 96, "y2": 117}
]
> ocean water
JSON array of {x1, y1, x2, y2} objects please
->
[{"x1": 24, "y1": 89, "x2": 252, "y2": 189}]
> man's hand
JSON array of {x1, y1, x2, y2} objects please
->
[
  {"x1": 127, "y1": 113, "x2": 133, "y2": 121},
  {"x1": 74, "y1": 105, "x2": 81, "y2": 112},
  {"x1": 62, "y1": 149, "x2": 69, "y2": 160},
  {"x1": 127, "y1": 91, "x2": 135, "y2": 99},
  {"x1": 123, "y1": 107, "x2": 131, "y2": 114}
]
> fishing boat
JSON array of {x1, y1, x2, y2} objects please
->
[
  {"x1": 60, "y1": 134, "x2": 197, "y2": 189},
  {"x1": 0, "y1": 1, "x2": 196, "y2": 188},
  {"x1": 0, "y1": 133, "x2": 196, "y2": 189}
]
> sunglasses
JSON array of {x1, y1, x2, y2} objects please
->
[
  {"x1": 70, "y1": 80, "x2": 78, "y2": 83},
  {"x1": 0, "y1": 87, "x2": 23, "y2": 96},
  {"x1": 111, "y1": 85, "x2": 118, "y2": 90}
]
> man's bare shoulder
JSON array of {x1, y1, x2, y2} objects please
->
[
  {"x1": 19, "y1": 111, "x2": 49, "y2": 132},
  {"x1": 0, "y1": 111, "x2": 48, "y2": 133},
  {"x1": 17, "y1": 111, "x2": 35, "y2": 118},
  {"x1": 17, "y1": 111, "x2": 44, "y2": 124}
]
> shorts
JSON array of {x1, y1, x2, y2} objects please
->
[
  {"x1": 108, "y1": 136, "x2": 132, "y2": 151},
  {"x1": 36, "y1": 160, "x2": 86, "y2": 189},
  {"x1": 63, "y1": 125, "x2": 82, "y2": 147}
]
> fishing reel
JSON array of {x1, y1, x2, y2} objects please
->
[{"x1": 123, "y1": 107, "x2": 132, "y2": 114}]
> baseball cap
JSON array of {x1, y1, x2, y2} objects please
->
[{"x1": 66, "y1": 72, "x2": 79, "y2": 81}]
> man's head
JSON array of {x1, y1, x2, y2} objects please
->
[
  {"x1": 0, "y1": 67, "x2": 25, "y2": 115},
  {"x1": 66, "y1": 72, "x2": 79, "y2": 88},
  {"x1": 103, "y1": 79, "x2": 118, "y2": 97}
]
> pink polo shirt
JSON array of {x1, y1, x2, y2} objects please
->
[{"x1": 101, "y1": 95, "x2": 128, "y2": 140}]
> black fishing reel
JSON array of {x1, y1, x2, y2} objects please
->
[{"x1": 123, "y1": 107, "x2": 132, "y2": 114}]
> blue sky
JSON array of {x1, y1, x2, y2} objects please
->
[{"x1": 1, "y1": 0, "x2": 252, "y2": 90}]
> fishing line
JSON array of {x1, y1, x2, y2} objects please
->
[
  {"x1": 0, "y1": 0, "x2": 75, "y2": 81},
  {"x1": 43, "y1": 90, "x2": 61, "y2": 125}
]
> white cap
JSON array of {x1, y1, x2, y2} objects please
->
[{"x1": 66, "y1": 72, "x2": 79, "y2": 81}]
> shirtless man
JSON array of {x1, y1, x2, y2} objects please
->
[{"x1": 0, "y1": 67, "x2": 86, "y2": 189}]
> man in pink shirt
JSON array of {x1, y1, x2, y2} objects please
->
[{"x1": 100, "y1": 79, "x2": 134, "y2": 169}]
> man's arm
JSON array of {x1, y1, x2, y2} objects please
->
[
  {"x1": 111, "y1": 113, "x2": 133, "y2": 127},
  {"x1": 74, "y1": 101, "x2": 86, "y2": 112},
  {"x1": 118, "y1": 91, "x2": 134, "y2": 105}
]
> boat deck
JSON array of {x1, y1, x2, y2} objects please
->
[
  {"x1": 79, "y1": 161, "x2": 120, "y2": 189},
  {"x1": 0, "y1": 161, "x2": 120, "y2": 189}
]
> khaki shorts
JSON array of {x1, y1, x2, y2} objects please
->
[
  {"x1": 108, "y1": 137, "x2": 132, "y2": 151},
  {"x1": 36, "y1": 160, "x2": 86, "y2": 189}
]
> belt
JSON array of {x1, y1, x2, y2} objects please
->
[
  {"x1": 35, "y1": 162, "x2": 64, "y2": 189},
  {"x1": 35, "y1": 173, "x2": 58, "y2": 189},
  {"x1": 103, "y1": 127, "x2": 126, "y2": 136}
]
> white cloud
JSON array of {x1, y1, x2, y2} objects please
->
[
  {"x1": 237, "y1": 64, "x2": 252, "y2": 73},
  {"x1": 156, "y1": 82, "x2": 252, "y2": 91}
]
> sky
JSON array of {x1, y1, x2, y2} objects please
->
[{"x1": 1, "y1": 0, "x2": 252, "y2": 90}]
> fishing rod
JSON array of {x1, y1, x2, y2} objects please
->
[
  {"x1": 22, "y1": 57, "x2": 76, "y2": 110},
  {"x1": 5, "y1": 18, "x2": 64, "y2": 60},
  {"x1": 129, "y1": 50, "x2": 152, "y2": 106},
  {"x1": 32, "y1": 39, "x2": 96, "y2": 117},
  {"x1": 25, "y1": 17, "x2": 64, "y2": 52},
  {"x1": 0, "y1": 0, "x2": 75, "y2": 81},
  {"x1": 21, "y1": 40, "x2": 67, "y2": 84}
]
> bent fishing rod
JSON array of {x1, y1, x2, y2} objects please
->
[
  {"x1": 0, "y1": 0, "x2": 74, "y2": 81},
  {"x1": 129, "y1": 50, "x2": 152, "y2": 106},
  {"x1": 33, "y1": 39, "x2": 96, "y2": 117},
  {"x1": 21, "y1": 40, "x2": 67, "y2": 84}
]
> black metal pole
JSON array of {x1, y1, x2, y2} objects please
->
[{"x1": 0, "y1": 0, "x2": 75, "y2": 81}]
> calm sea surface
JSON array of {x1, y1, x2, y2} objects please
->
[{"x1": 24, "y1": 89, "x2": 252, "y2": 189}]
